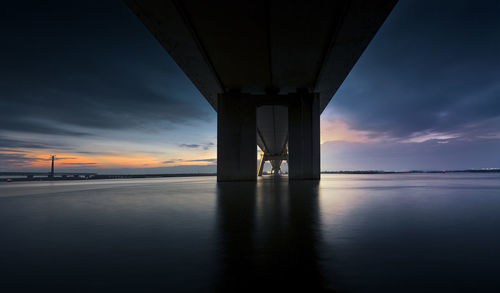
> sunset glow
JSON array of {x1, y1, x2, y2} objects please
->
[
  {"x1": 320, "y1": 117, "x2": 383, "y2": 144},
  {"x1": 1, "y1": 0, "x2": 498, "y2": 173}
]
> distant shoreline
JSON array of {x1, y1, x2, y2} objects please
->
[
  {"x1": 321, "y1": 169, "x2": 500, "y2": 174},
  {"x1": 0, "y1": 173, "x2": 216, "y2": 182},
  {"x1": 1, "y1": 169, "x2": 499, "y2": 182}
]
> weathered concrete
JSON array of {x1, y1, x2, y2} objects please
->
[
  {"x1": 288, "y1": 93, "x2": 320, "y2": 180},
  {"x1": 217, "y1": 93, "x2": 256, "y2": 181}
]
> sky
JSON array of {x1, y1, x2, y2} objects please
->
[{"x1": 0, "y1": 0, "x2": 499, "y2": 173}]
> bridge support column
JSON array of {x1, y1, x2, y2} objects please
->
[
  {"x1": 257, "y1": 153, "x2": 265, "y2": 176},
  {"x1": 217, "y1": 93, "x2": 257, "y2": 181},
  {"x1": 288, "y1": 92, "x2": 320, "y2": 180}
]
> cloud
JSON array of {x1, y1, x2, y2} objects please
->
[
  {"x1": 61, "y1": 162, "x2": 97, "y2": 165},
  {"x1": 0, "y1": 0, "x2": 214, "y2": 137},
  {"x1": 321, "y1": 137, "x2": 500, "y2": 171},
  {"x1": 0, "y1": 119, "x2": 92, "y2": 137},
  {"x1": 75, "y1": 151, "x2": 114, "y2": 155},
  {"x1": 401, "y1": 131, "x2": 461, "y2": 143},
  {"x1": 95, "y1": 165, "x2": 216, "y2": 175},
  {"x1": 321, "y1": 117, "x2": 388, "y2": 143},
  {"x1": 185, "y1": 158, "x2": 217, "y2": 163},
  {"x1": 2, "y1": 0, "x2": 498, "y2": 174},
  {"x1": 0, "y1": 153, "x2": 44, "y2": 168},
  {"x1": 321, "y1": 115, "x2": 500, "y2": 150},
  {"x1": 0, "y1": 136, "x2": 70, "y2": 150},
  {"x1": 179, "y1": 142, "x2": 215, "y2": 150},
  {"x1": 37, "y1": 156, "x2": 78, "y2": 161},
  {"x1": 163, "y1": 159, "x2": 183, "y2": 164},
  {"x1": 179, "y1": 144, "x2": 201, "y2": 149},
  {"x1": 163, "y1": 158, "x2": 217, "y2": 165},
  {"x1": 326, "y1": 0, "x2": 500, "y2": 139}
]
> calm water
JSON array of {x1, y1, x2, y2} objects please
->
[{"x1": 0, "y1": 174, "x2": 499, "y2": 292}]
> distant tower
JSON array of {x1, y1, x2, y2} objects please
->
[{"x1": 50, "y1": 155, "x2": 55, "y2": 178}]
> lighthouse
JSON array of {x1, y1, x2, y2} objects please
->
[{"x1": 50, "y1": 155, "x2": 55, "y2": 178}]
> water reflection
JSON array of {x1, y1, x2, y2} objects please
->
[
  {"x1": 2, "y1": 175, "x2": 500, "y2": 291},
  {"x1": 216, "y1": 178, "x2": 328, "y2": 291}
]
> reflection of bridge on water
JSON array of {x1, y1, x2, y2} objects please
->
[{"x1": 216, "y1": 178, "x2": 327, "y2": 291}]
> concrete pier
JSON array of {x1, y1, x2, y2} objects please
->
[
  {"x1": 288, "y1": 93, "x2": 320, "y2": 180},
  {"x1": 217, "y1": 93, "x2": 256, "y2": 181},
  {"x1": 218, "y1": 92, "x2": 320, "y2": 181}
]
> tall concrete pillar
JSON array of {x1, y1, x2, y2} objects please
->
[
  {"x1": 217, "y1": 93, "x2": 257, "y2": 181},
  {"x1": 288, "y1": 92, "x2": 320, "y2": 180}
]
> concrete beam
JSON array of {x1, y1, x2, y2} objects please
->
[
  {"x1": 126, "y1": 1, "x2": 397, "y2": 112},
  {"x1": 263, "y1": 154, "x2": 287, "y2": 161},
  {"x1": 288, "y1": 93, "x2": 320, "y2": 180},
  {"x1": 217, "y1": 93, "x2": 257, "y2": 181}
]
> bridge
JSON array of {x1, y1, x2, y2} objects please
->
[{"x1": 125, "y1": 0, "x2": 397, "y2": 181}]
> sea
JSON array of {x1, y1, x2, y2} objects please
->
[{"x1": 1, "y1": 173, "x2": 499, "y2": 292}]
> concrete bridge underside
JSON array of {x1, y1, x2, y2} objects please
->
[{"x1": 126, "y1": 0, "x2": 397, "y2": 181}]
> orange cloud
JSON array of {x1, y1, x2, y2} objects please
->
[{"x1": 0, "y1": 150, "x2": 99, "y2": 169}]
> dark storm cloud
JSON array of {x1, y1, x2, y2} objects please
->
[
  {"x1": 330, "y1": 0, "x2": 500, "y2": 138},
  {"x1": 0, "y1": 119, "x2": 91, "y2": 137},
  {"x1": 0, "y1": 136, "x2": 70, "y2": 150},
  {"x1": 0, "y1": 0, "x2": 213, "y2": 136},
  {"x1": 179, "y1": 142, "x2": 215, "y2": 150}
]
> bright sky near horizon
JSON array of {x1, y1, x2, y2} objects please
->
[{"x1": 1, "y1": 0, "x2": 499, "y2": 173}]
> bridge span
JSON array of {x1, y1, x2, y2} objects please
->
[{"x1": 125, "y1": 0, "x2": 397, "y2": 180}]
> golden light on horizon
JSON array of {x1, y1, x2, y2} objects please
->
[{"x1": 0, "y1": 147, "x2": 218, "y2": 170}]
